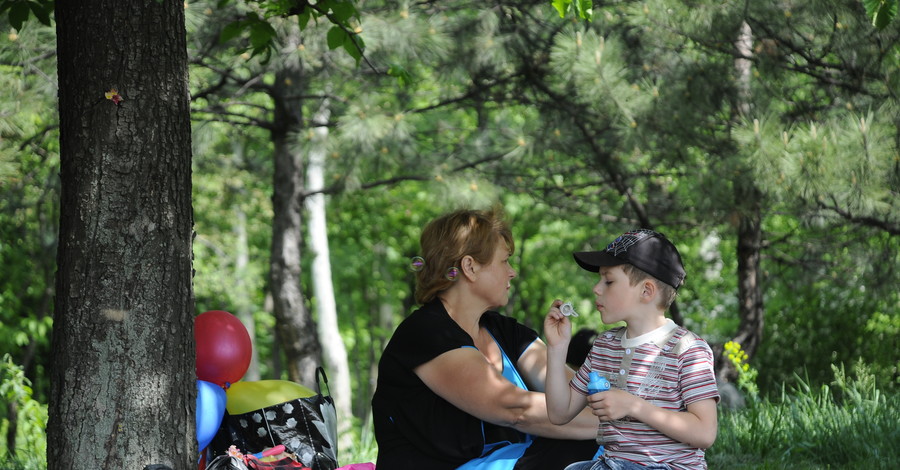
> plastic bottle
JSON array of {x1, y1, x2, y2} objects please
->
[
  {"x1": 587, "y1": 371, "x2": 610, "y2": 394},
  {"x1": 587, "y1": 371, "x2": 610, "y2": 457}
]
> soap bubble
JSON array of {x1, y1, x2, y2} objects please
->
[{"x1": 409, "y1": 256, "x2": 425, "y2": 272}]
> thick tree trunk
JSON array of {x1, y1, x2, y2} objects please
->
[
  {"x1": 269, "y1": 61, "x2": 322, "y2": 388},
  {"x1": 50, "y1": 1, "x2": 195, "y2": 469}
]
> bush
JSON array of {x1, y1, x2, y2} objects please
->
[{"x1": 0, "y1": 354, "x2": 47, "y2": 468}]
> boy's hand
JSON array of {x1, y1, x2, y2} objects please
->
[
  {"x1": 543, "y1": 299, "x2": 572, "y2": 349},
  {"x1": 587, "y1": 388, "x2": 639, "y2": 421}
]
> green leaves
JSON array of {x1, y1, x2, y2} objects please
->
[
  {"x1": 1, "y1": 0, "x2": 53, "y2": 31},
  {"x1": 217, "y1": 0, "x2": 366, "y2": 64},
  {"x1": 219, "y1": 13, "x2": 278, "y2": 61},
  {"x1": 551, "y1": 0, "x2": 593, "y2": 21},
  {"x1": 863, "y1": 0, "x2": 898, "y2": 29},
  {"x1": 386, "y1": 64, "x2": 412, "y2": 87},
  {"x1": 326, "y1": 25, "x2": 365, "y2": 63}
]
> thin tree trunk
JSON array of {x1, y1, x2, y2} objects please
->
[
  {"x1": 234, "y1": 207, "x2": 260, "y2": 381},
  {"x1": 304, "y1": 98, "x2": 354, "y2": 451},
  {"x1": 719, "y1": 21, "x2": 765, "y2": 383},
  {"x1": 50, "y1": 1, "x2": 195, "y2": 469},
  {"x1": 5, "y1": 401, "x2": 16, "y2": 454}
]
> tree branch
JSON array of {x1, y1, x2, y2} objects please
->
[{"x1": 817, "y1": 197, "x2": 900, "y2": 236}]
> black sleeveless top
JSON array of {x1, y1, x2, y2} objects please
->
[{"x1": 371, "y1": 299, "x2": 538, "y2": 469}]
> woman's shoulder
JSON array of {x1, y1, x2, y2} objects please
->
[
  {"x1": 397, "y1": 300, "x2": 456, "y2": 333},
  {"x1": 479, "y1": 310, "x2": 539, "y2": 359},
  {"x1": 480, "y1": 310, "x2": 537, "y2": 334},
  {"x1": 386, "y1": 301, "x2": 472, "y2": 357}
]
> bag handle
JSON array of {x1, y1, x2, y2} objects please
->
[{"x1": 315, "y1": 366, "x2": 331, "y2": 398}]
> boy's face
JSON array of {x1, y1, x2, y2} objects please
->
[{"x1": 593, "y1": 265, "x2": 643, "y2": 324}]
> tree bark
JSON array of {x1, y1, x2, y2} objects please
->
[
  {"x1": 50, "y1": 1, "x2": 195, "y2": 469},
  {"x1": 304, "y1": 98, "x2": 354, "y2": 451},
  {"x1": 234, "y1": 207, "x2": 261, "y2": 381},
  {"x1": 718, "y1": 21, "x2": 765, "y2": 382},
  {"x1": 269, "y1": 59, "x2": 322, "y2": 388}
]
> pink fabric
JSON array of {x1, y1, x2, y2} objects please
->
[{"x1": 336, "y1": 464, "x2": 375, "y2": 470}]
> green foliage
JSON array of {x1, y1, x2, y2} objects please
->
[
  {"x1": 219, "y1": 13, "x2": 279, "y2": 61},
  {"x1": 724, "y1": 341, "x2": 759, "y2": 398},
  {"x1": 864, "y1": 0, "x2": 899, "y2": 29},
  {"x1": 0, "y1": 355, "x2": 47, "y2": 466},
  {"x1": 708, "y1": 362, "x2": 900, "y2": 468},
  {"x1": 0, "y1": 16, "x2": 58, "y2": 405},
  {"x1": 753, "y1": 218, "x2": 899, "y2": 392},
  {"x1": 0, "y1": 0, "x2": 52, "y2": 32},
  {"x1": 551, "y1": 0, "x2": 593, "y2": 21},
  {"x1": 217, "y1": 0, "x2": 365, "y2": 63}
]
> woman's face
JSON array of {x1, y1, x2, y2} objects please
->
[{"x1": 472, "y1": 240, "x2": 517, "y2": 308}]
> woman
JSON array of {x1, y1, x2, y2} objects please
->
[{"x1": 372, "y1": 208, "x2": 598, "y2": 470}]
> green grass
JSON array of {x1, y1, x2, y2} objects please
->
[
  {"x1": 3, "y1": 364, "x2": 898, "y2": 469},
  {"x1": 706, "y1": 364, "x2": 900, "y2": 469}
]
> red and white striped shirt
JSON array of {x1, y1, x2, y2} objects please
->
[{"x1": 572, "y1": 320, "x2": 719, "y2": 470}]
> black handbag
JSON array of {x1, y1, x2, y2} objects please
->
[{"x1": 207, "y1": 367, "x2": 338, "y2": 470}]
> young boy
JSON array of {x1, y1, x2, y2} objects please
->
[{"x1": 544, "y1": 229, "x2": 719, "y2": 470}]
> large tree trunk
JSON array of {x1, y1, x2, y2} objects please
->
[
  {"x1": 269, "y1": 58, "x2": 322, "y2": 388},
  {"x1": 50, "y1": 1, "x2": 195, "y2": 469}
]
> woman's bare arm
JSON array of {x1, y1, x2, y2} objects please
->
[{"x1": 415, "y1": 347, "x2": 596, "y2": 439}]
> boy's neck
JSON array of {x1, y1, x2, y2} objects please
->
[{"x1": 623, "y1": 311, "x2": 670, "y2": 339}]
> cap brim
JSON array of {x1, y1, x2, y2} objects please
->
[{"x1": 573, "y1": 251, "x2": 623, "y2": 272}]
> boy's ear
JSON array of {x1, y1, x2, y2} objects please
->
[{"x1": 640, "y1": 279, "x2": 657, "y2": 302}]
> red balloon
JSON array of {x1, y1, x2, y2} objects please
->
[{"x1": 195, "y1": 310, "x2": 252, "y2": 386}]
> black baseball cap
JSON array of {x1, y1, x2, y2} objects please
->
[{"x1": 573, "y1": 229, "x2": 686, "y2": 289}]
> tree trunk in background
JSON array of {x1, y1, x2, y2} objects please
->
[
  {"x1": 50, "y1": 1, "x2": 195, "y2": 469},
  {"x1": 235, "y1": 207, "x2": 261, "y2": 381},
  {"x1": 269, "y1": 36, "x2": 322, "y2": 388},
  {"x1": 305, "y1": 99, "x2": 354, "y2": 451},
  {"x1": 719, "y1": 21, "x2": 765, "y2": 383}
]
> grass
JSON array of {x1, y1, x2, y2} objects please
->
[
  {"x1": 3, "y1": 364, "x2": 898, "y2": 469},
  {"x1": 705, "y1": 364, "x2": 900, "y2": 469}
]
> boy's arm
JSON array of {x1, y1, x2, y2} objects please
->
[
  {"x1": 632, "y1": 397, "x2": 718, "y2": 449},
  {"x1": 543, "y1": 300, "x2": 589, "y2": 424},
  {"x1": 591, "y1": 391, "x2": 718, "y2": 449}
]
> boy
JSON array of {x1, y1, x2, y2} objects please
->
[{"x1": 544, "y1": 229, "x2": 719, "y2": 470}]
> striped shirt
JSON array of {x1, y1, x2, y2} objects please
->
[{"x1": 572, "y1": 320, "x2": 719, "y2": 470}]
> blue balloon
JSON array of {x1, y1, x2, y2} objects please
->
[{"x1": 196, "y1": 379, "x2": 227, "y2": 451}]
